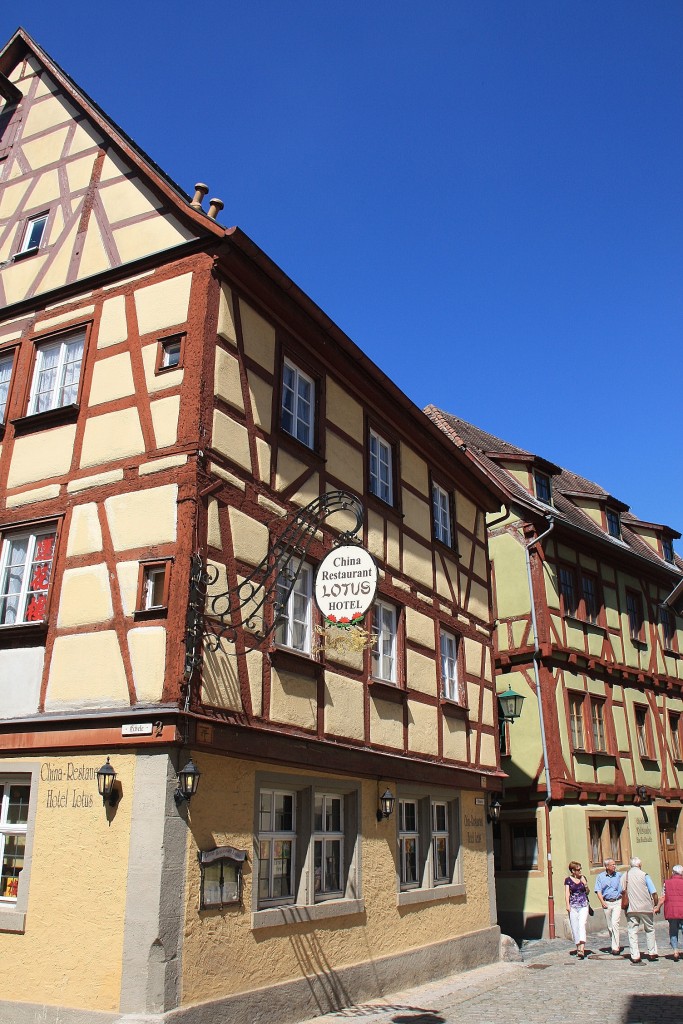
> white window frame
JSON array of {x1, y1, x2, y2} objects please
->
[
  {"x1": 28, "y1": 330, "x2": 85, "y2": 415},
  {"x1": 0, "y1": 765, "x2": 38, "y2": 934},
  {"x1": 0, "y1": 351, "x2": 13, "y2": 424},
  {"x1": 281, "y1": 358, "x2": 315, "y2": 448},
  {"x1": 0, "y1": 527, "x2": 56, "y2": 627},
  {"x1": 160, "y1": 336, "x2": 182, "y2": 369},
  {"x1": 440, "y1": 629, "x2": 459, "y2": 702},
  {"x1": 371, "y1": 599, "x2": 397, "y2": 683},
  {"x1": 398, "y1": 799, "x2": 420, "y2": 889},
  {"x1": 275, "y1": 563, "x2": 313, "y2": 653},
  {"x1": 313, "y1": 793, "x2": 344, "y2": 901},
  {"x1": 0, "y1": 780, "x2": 30, "y2": 904},
  {"x1": 19, "y1": 213, "x2": 48, "y2": 254},
  {"x1": 369, "y1": 429, "x2": 393, "y2": 505},
  {"x1": 143, "y1": 564, "x2": 167, "y2": 610},
  {"x1": 431, "y1": 802, "x2": 450, "y2": 884},
  {"x1": 257, "y1": 789, "x2": 297, "y2": 906},
  {"x1": 432, "y1": 483, "x2": 452, "y2": 546}
]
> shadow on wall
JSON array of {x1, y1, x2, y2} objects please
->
[{"x1": 625, "y1": 996, "x2": 683, "y2": 1023}]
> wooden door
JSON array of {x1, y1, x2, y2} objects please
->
[{"x1": 658, "y1": 808, "x2": 680, "y2": 879}]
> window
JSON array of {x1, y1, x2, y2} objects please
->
[
  {"x1": 371, "y1": 599, "x2": 397, "y2": 682},
  {"x1": 635, "y1": 706, "x2": 654, "y2": 759},
  {"x1": 136, "y1": 560, "x2": 170, "y2": 613},
  {"x1": 440, "y1": 629, "x2": 459, "y2": 702},
  {"x1": 432, "y1": 483, "x2": 452, "y2": 546},
  {"x1": 258, "y1": 790, "x2": 296, "y2": 904},
  {"x1": 581, "y1": 573, "x2": 599, "y2": 625},
  {"x1": 510, "y1": 822, "x2": 539, "y2": 870},
  {"x1": 626, "y1": 590, "x2": 644, "y2": 642},
  {"x1": 661, "y1": 606, "x2": 675, "y2": 650},
  {"x1": 157, "y1": 334, "x2": 184, "y2": 371},
  {"x1": 663, "y1": 537, "x2": 675, "y2": 564},
  {"x1": 0, "y1": 528, "x2": 56, "y2": 626},
  {"x1": 0, "y1": 351, "x2": 13, "y2": 424},
  {"x1": 314, "y1": 794, "x2": 343, "y2": 899},
  {"x1": 431, "y1": 802, "x2": 450, "y2": 883},
  {"x1": 606, "y1": 509, "x2": 621, "y2": 538},
  {"x1": 369, "y1": 428, "x2": 393, "y2": 505},
  {"x1": 281, "y1": 359, "x2": 314, "y2": 448},
  {"x1": 19, "y1": 213, "x2": 48, "y2": 254},
  {"x1": 559, "y1": 566, "x2": 578, "y2": 617},
  {"x1": 588, "y1": 816, "x2": 625, "y2": 867},
  {"x1": 670, "y1": 714, "x2": 681, "y2": 762},
  {"x1": 398, "y1": 800, "x2": 419, "y2": 887},
  {"x1": 0, "y1": 780, "x2": 29, "y2": 902},
  {"x1": 569, "y1": 693, "x2": 585, "y2": 750},
  {"x1": 275, "y1": 563, "x2": 312, "y2": 653},
  {"x1": 254, "y1": 776, "x2": 361, "y2": 920},
  {"x1": 534, "y1": 471, "x2": 552, "y2": 504},
  {"x1": 28, "y1": 330, "x2": 84, "y2": 415},
  {"x1": 590, "y1": 698, "x2": 608, "y2": 753}
]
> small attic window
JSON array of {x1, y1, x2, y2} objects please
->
[
  {"x1": 156, "y1": 334, "x2": 185, "y2": 373},
  {"x1": 606, "y1": 509, "x2": 621, "y2": 539},
  {"x1": 19, "y1": 213, "x2": 48, "y2": 255},
  {"x1": 663, "y1": 537, "x2": 675, "y2": 563},
  {"x1": 534, "y1": 470, "x2": 552, "y2": 504}
]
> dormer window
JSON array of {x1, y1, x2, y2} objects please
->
[
  {"x1": 663, "y1": 537, "x2": 675, "y2": 564},
  {"x1": 534, "y1": 471, "x2": 552, "y2": 504},
  {"x1": 606, "y1": 509, "x2": 621, "y2": 539}
]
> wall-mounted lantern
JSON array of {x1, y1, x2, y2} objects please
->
[
  {"x1": 498, "y1": 686, "x2": 525, "y2": 723},
  {"x1": 376, "y1": 788, "x2": 396, "y2": 822},
  {"x1": 96, "y1": 757, "x2": 119, "y2": 807},
  {"x1": 199, "y1": 846, "x2": 246, "y2": 909},
  {"x1": 487, "y1": 796, "x2": 502, "y2": 824},
  {"x1": 175, "y1": 758, "x2": 201, "y2": 806}
]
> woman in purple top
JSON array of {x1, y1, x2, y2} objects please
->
[{"x1": 565, "y1": 860, "x2": 590, "y2": 959}]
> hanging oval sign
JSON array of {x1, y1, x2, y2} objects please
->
[{"x1": 314, "y1": 544, "x2": 378, "y2": 625}]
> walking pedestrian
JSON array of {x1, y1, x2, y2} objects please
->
[
  {"x1": 565, "y1": 860, "x2": 590, "y2": 959},
  {"x1": 620, "y1": 856, "x2": 658, "y2": 964},
  {"x1": 655, "y1": 864, "x2": 683, "y2": 960},
  {"x1": 595, "y1": 858, "x2": 623, "y2": 955}
]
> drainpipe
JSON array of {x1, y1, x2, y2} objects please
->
[{"x1": 523, "y1": 515, "x2": 555, "y2": 937}]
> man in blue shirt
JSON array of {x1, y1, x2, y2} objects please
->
[{"x1": 595, "y1": 858, "x2": 623, "y2": 954}]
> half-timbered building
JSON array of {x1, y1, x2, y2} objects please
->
[
  {"x1": 0, "y1": 30, "x2": 507, "y2": 1023},
  {"x1": 427, "y1": 407, "x2": 683, "y2": 942}
]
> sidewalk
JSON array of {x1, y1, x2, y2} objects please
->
[{"x1": 298, "y1": 919, "x2": 682, "y2": 1024}]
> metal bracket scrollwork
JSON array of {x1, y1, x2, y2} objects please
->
[{"x1": 185, "y1": 490, "x2": 364, "y2": 667}]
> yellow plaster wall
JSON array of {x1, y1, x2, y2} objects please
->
[
  {"x1": 57, "y1": 564, "x2": 113, "y2": 627},
  {"x1": 207, "y1": 499, "x2": 222, "y2": 549},
  {"x1": 402, "y1": 489, "x2": 431, "y2": 539},
  {"x1": 141, "y1": 344, "x2": 184, "y2": 394},
  {"x1": 0, "y1": 751, "x2": 136, "y2": 1011},
  {"x1": 247, "y1": 372, "x2": 273, "y2": 433},
  {"x1": 401, "y1": 444, "x2": 429, "y2": 495},
  {"x1": 270, "y1": 668, "x2": 317, "y2": 731},
  {"x1": 80, "y1": 408, "x2": 146, "y2": 467},
  {"x1": 181, "y1": 756, "x2": 493, "y2": 1004},
  {"x1": 7, "y1": 424, "x2": 76, "y2": 488},
  {"x1": 45, "y1": 631, "x2": 129, "y2": 708},
  {"x1": 88, "y1": 352, "x2": 135, "y2": 406},
  {"x1": 402, "y1": 536, "x2": 433, "y2": 590},
  {"x1": 115, "y1": 560, "x2": 141, "y2": 617},
  {"x1": 66, "y1": 503, "x2": 103, "y2": 556},
  {"x1": 202, "y1": 647, "x2": 243, "y2": 711},
  {"x1": 326, "y1": 432, "x2": 364, "y2": 493},
  {"x1": 406, "y1": 649, "x2": 437, "y2": 696},
  {"x1": 407, "y1": 700, "x2": 438, "y2": 753},
  {"x1": 490, "y1": 532, "x2": 529, "y2": 618},
  {"x1": 214, "y1": 347, "x2": 244, "y2": 411},
  {"x1": 104, "y1": 485, "x2": 177, "y2": 550},
  {"x1": 218, "y1": 284, "x2": 237, "y2": 344},
  {"x1": 227, "y1": 507, "x2": 269, "y2": 567},
  {"x1": 326, "y1": 378, "x2": 364, "y2": 443},
  {"x1": 324, "y1": 673, "x2": 365, "y2": 740},
  {"x1": 133, "y1": 273, "x2": 193, "y2": 335},
  {"x1": 406, "y1": 608, "x2": 435, "y2": 649},
  {"x1": 369, "y1": 696, "x2": 403, "y2": 748},
  {"x1": 150, "y1": 395, "x2": 180, "y2": 448},
  {"x1": 239, "y1": 300, "x2": 275, "y2": 372},
  {"x1": 212, "y1": 410, "x2": 252, "y2": 472},
  {"x1": 127, "y1": 627, "x2": 166, "y2": 702},
  {"x1": 442, "y1": 714, "x2": 468, "y2": 761},
  {"x1": 97, "y1": 296, "x2": 128, "y2": 349}
]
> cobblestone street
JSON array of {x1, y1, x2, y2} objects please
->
[{"x1": 300, "y1": 922, "x2": 683, "y2": 1024}]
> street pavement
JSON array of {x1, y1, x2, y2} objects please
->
[{"x1": 299, "y1": 920, "x2": 682, "y2": 1024}]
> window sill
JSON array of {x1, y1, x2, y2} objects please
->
[
  {"x1": 440, "y1": 698, "x2": 468, "y2": 720},
  {"x1": 0, "y1": 621, "x2": 48, "y2": 645},
  {"x1": 133, "y1": 606, "x2": 168, "y2": 622},
  {"x1": 397, "y1": 882, "x2": 465, "y2": 907},
  {"x1": 12, "y1": 403, "x2": 79, "y2": 435},
  {"x1": 366, "y1": 492, "x2": 403, "y2": 525},
  {"x1": 663, "y1": 648, "x2": 680, "y2": 659},
  {"x1": 13, "y1": 247, "x2": 43, "y2": 263},
  {"x1": 0, "y1": 907, "x2": 25, "y2": 933},
  {"x1": 563, "y1": 614, "x2": 606, "y2": 635},
  {"x1": 252, "y1": 897, "x2": 364, "y2": 930},
  {"x1": 369, "y1": 678, "x2": 405, "y2": 703},
  {"x1": 269, "y1": 646, "x2": 320, "y2": 678},
  {"x1": 278, "y1": 430, "x2": 325, "y2": 465},
  {"x1": 433, "y1": 538, "x2": 460, "y2": 560},
  {"x1": 630, "y1": 638, "x2": 647, "y2": 649},
  {"x1": 639, "y1": 755, "x2": 659, "y2": 767}
]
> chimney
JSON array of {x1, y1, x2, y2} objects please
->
[
  {"x1": 207, "y1": 198, "x2": 224, "y2": 221},
  {"x1": 190, "y1": 183, "x2": 209, "y2": 211}
]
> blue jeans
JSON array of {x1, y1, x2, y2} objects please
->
[{"x1": 668, "y1": 919, "x2": 683, "y2": 949}]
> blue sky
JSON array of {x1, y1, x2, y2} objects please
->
[{"x1": 6, "y1": 3, "x2": 682, "y2": 542}]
